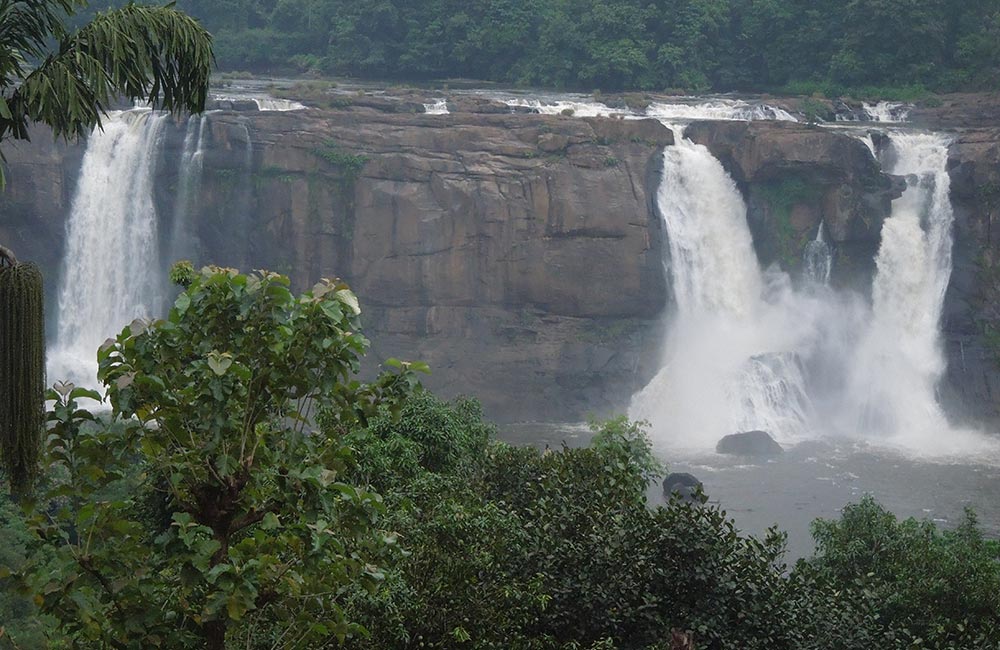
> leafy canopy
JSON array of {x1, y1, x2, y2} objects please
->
[
  {"x1": 9, "y1": 264, "x2": 421, "y2": 649},
  {"x1": 0, "y1": 0, "x2": 213, "y2": 187}
]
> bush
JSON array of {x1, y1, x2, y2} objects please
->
[{"x1": 791, "y1": 496, "x2": 1000, "y2": 649}]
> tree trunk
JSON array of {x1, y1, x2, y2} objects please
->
[
  {"x1": 671, "y1": 629, "x2": 695, "y2": 650},
  {"x1": 204, "y1": 620, "x2": 226, "y2": 650}
]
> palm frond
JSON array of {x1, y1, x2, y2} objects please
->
[{"x1": 3, "y1": 3, "x2": 213, "y2": 143}]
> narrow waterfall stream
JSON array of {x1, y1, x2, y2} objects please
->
[
  {"x1": 845, "y1": 134, "x2": 991, "y2": 455},
  {"x1": 48, "y1": 110, "x2": 169, "y2": 386},
  {"x1": 169, "y1": 114, "x2": 209, "y2": 265}
]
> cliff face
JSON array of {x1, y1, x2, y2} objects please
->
[
  {"x1": 943, "y1": 130, "x2": 1000, "y2": 424},
  {"x1": 0, "y1": 105, "x2": 955, "y2": 422},
  {"x1": 684, "y1": 121, "x2": 902, "y2": 288},
  {"x1": 203, "y1": 110, "x2": 674, "y2": 420},
  {"x1": 0, "y1": 127, "x2": 82, "y2": 303}
]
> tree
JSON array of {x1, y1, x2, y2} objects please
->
[
  {"x1": 11, "y1": 264, "x2": 421, "y2": 649},
  {"x1": 0, "y1": 0, "x2": 214, "y2": 188},
  {"x1": 0, "y1": 0, "x2": 212, "y2": 495}
]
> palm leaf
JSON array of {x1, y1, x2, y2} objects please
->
[{"x1": 0, "y1": 3, "x2": 213, "y2": 185}]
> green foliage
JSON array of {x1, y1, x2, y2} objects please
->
[
  {"x1": 0, "y1": 495, "x2": 49, "y2": 649},
  {"x1": 0, "y1": 0, "x2": 213, "y2": 187},
  {"x1": 798, "y1": 97, "x2": 833, "y2": 123},
  {"x1": 790, "y1": 496, "x2": 1000, "y2": 648},
  {"x1": 0, "y1": 258, "x2": 45, "y2": 495},
  {"x1": 332, "y1": 397, "x2": 1000, "y2": 650},
  {"x1": 9, "y1": 265, "x2": 421, "y2": 649},
  {"x1": 588, "y1": 415, "x2": 662, "y2": 483},
  {"x1": 139, "y1": 0, "x2": 1000, "y2": 95},
  {"x1": 756, "y1": 177, "x2": 818, "y2": 269},
  {"x1": 313, "y1": 141, "x2": 370, "y2": 178}
]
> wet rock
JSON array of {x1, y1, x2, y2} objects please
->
[
  {"x1": 662, "y1": 472, "x2": 706, "y2": 503},
  {"x1": 716, "y1": 431, "x2": 783, "y2": 457},
  {"x1": 684, "y1": 120, "x2": 901, "y2": 288}
]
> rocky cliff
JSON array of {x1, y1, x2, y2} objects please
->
[
  {"x1": 0, "y1": 103, "x2": 958, "y2": 422},
  {"x1": 942, "y1": 129, "x2": 1000, "y2": 424},
  {"x1": 684, "y1": 120, "x2": 901, "y2": 288}
]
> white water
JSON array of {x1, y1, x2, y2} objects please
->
[
  {"x1": 804, "y1": 222, "x2": 833, "y2": 285},
  {"x1": 169, "y1": 114, "x2": 209, "y2": 264},
  {"x1": 631, "y1": 128, "x2": 998, "y2": 461},
  {"x1": 423, "y1": 99, "x2": 449, "y2": 114},
  {"x1": 645, "y1": 100, "x2": 797, "y2": 122},
  {"x1": 503, "y1": 97, "x2": 797, "y2": 122},
  {"x1": 863, "y1": 101, "x2": 910, "y2": 123},
  {"x1": 212, "y1": 94, "x2": 305, "y2": 111},
  {"x1": 48, "y1": 110, "x2": 169, "y2": 386},
  {"x1": 630, "y1": 135, "x2": 822, "y2": 448},
  {"x1": 843, "y1": 134, "x2": 990, "y2": 456},
  {"x1": 504, "y1": 98, "x2": 629, "y2": 117}
]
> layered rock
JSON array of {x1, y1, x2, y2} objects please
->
[
  {"x1": 942, "y1": 129, "x2": 1000, "y2": 424},
  {"x1": 0, "y1": 127, "x2": 82, "y2": 302},
  {"x1": 2, "y1": 100, "x2": 979, "y2": 424},
  {"x1": 4, "y1": 108, "x2": 674, "y2": 421}
]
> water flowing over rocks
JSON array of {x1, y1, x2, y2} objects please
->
[
  {"x1": 683, "y1": 120, "x2": 902, "y2": 286},
  {"x1": 4, "y1": 95, "x2": 1000, "y2": 425}
]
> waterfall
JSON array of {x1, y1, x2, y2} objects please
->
[
  {"x1": 48, "y1": 110, "x2": 169, "y2": 386},
  {"x1": 630, "y1": 131, "x2": 820, "y2": 448},
  {"x1": 423, "y1": 99, "x2": 449, "y2": 114},
  {"x1": 656, "y1": 137, "x2": 762, "y2": 313},
  {"x1": 169, "y1": 114, "x2": 208, "y2": 265},
  {"x1": 863, "y1": 101, "x2": 910, "y2": 123},
  {"x1": 633, "y1": 125, "x2": 995, "y2": 458},
  {"x1": 804, "y1": 222, "x2": 833, "y2": 285},
  {"x1": 842, "y1": 133, "x2": 984, "y2": 453}
]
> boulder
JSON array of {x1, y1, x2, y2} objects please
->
[
  {"x1": 662, "y1": 472, "x2": 706, "y2": 503},
  {"x1": 716, "y1": 431, "x2": 783, "y2": 457}
]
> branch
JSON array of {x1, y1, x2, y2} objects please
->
[
  {"x1": 76, "y1": 556, "x2": 131, "y2": 650},
  {"x1": 229, "y1": 501, "x2": 280, "y2": 535}
]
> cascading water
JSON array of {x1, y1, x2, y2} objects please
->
[
  {"x1": 502, "y1": 96, "x2": 798, "y2": 122},
  {"x1": 842, "y1": 133, "x2": 987, "y2": 455},
  {"x1": 632, "y1": 123, "x2": 995, "y2": 459},
  {"x1": 863, "y1": 101, "x2": 910, "y2": 123},
  {"x1": 48, "y1": 110, "x2": 169, "y2": 386},
  {"x1": 423, "y1": 99, "x2": 450, "y2": 114},
  {"x1": 629, "y1": 133, "x2": 821, "y2": 448},
  {"x1": 169, "y1": 114, "x2": 209, "y2": 264},
  {"x1": 804, "y1": 222, "x2": 833, "y2": 285},
  {"x1": 211, "y1": 94, "x2": 305, "y2": 111}
]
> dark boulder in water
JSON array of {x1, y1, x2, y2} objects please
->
[
  {"x1": 662, "y1": 472, "x2": 706, "y2": 503},
  {"x1": 716, "y1": 431, "x2": 783, "y2": 457}
]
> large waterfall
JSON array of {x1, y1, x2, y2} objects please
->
[
  {"x1": 631, "y1": 127, "x2": 992, "y2": 457},
  {"x1": 630, "y1": 133, "x2": 823, "y2": 448},
  {"x1": 48, "y1": 110, "x2": 169, "y2": 386}
]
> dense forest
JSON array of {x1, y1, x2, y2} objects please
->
[{"x1": 146, "y1": 0, "x2": 1000, "y2": 94}]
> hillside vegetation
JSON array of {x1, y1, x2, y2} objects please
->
[{"x1": 165, "y1": 0, "x2": 1000, "y2": 95}]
